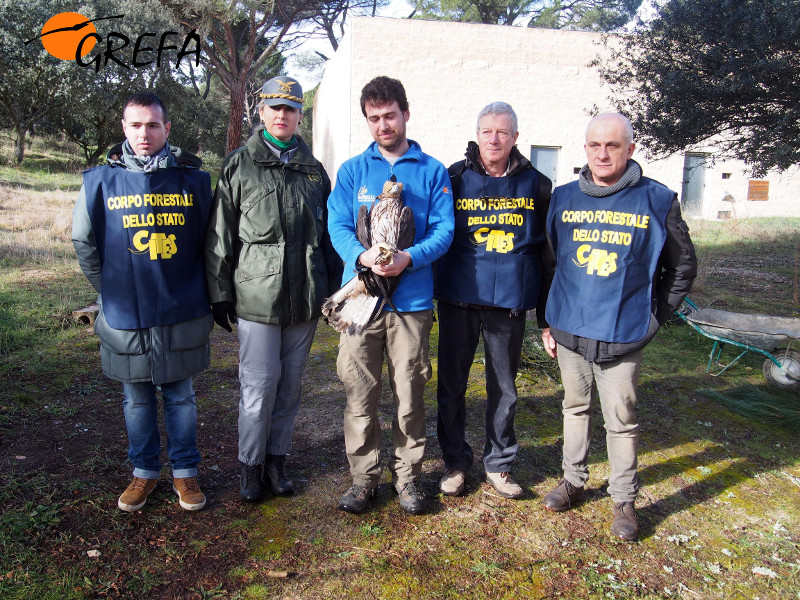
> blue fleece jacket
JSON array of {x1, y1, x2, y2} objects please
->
[{"x1": 327, "y1": 140, "x2": 454, "y2": 312}]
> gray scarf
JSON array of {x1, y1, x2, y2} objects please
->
[
  {"x1": 578, "y1": 160, "x2": 642, "y2": 197},
  {"x1": 262, "y1": 132, "x2": 299, "y2": 164},
  {"x1": 122, "y1": 140, "x2": 173, "y2": 172}
]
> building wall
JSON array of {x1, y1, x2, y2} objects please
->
[{"x1": 313, "y1": 17, "x2": 800, "y2": 220}]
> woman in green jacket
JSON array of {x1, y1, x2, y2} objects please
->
[{"x1": 205, "y1": 76, "x2": 342, "y2": 502}]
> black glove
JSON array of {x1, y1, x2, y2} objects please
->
[{"x1": 211, "y1": 301, "x2": 236, "y2": 332}]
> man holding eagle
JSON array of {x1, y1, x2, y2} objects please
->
[{"x1": 326, "y1": 76, "x2": 454, "y2": 515}]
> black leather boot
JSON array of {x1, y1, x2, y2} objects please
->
[
  {"x1": 239, "y1": 461, "x2": 264, "y2": 502},
  {"x1": 264, "y1": 454, "x2": 294, "y2": 496}
]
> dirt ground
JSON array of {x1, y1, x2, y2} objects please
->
[{"x1": 1, "y1": 216, "x2": 799, "y2": 599}]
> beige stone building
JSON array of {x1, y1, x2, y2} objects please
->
[{"x1": 314, "y1": 16, "x2": 800, "y2": 220}]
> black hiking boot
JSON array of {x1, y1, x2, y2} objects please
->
[
  {"x1": 264, "y1": 454, "x2": 294, "y2": 496},
  {"x1": 240, "y1": 461, "x2": 264, "y2": 503}
]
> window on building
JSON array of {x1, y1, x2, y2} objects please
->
[{"x1": 747, "y1": 180, "x2": 769, "y2": 201}]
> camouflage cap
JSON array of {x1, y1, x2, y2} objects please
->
[{"x1": 259, "y1": 76, "x2": 303, "y2": 110}]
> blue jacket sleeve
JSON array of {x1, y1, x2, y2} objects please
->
[
  {"x1": 405, "y1": 164, "x2": 454, "y2": 270},
  {"x1": 327, "y1": 162, "x2": 366, "y2": 278}
]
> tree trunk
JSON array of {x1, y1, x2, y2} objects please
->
[
  {"x1": 226, "y1": 81, "x2": 247, "y2": 154},
  {"x1": 13, "y1": 124, "x2": 27, "y2": 164},
  {"x1": 87, "y1": 145, "x2": 106, "y2": 167}
]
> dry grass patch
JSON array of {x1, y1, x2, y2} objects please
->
[{"x1": 0, "y1": 185, "x2": 77, "y2": 263}]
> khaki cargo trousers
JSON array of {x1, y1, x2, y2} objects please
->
[{"x1": 337, "y1": 310, "x2": 433, "y2": 489}]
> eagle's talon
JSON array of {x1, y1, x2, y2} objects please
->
[{"x1": 375, "y1": 242, "x2": 395, "y2": 265}]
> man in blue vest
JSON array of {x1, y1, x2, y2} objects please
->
[
  {"x1": 435, "y1": 102, "x2": 552, "y2": 499},
  {"x1": 541, "y1": 112, "x2": 696, "y2": 540},
  {"x1": 72, "y1": 92, "x2": 213, "y2": 513}
]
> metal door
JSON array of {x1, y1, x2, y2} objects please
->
[
  {"x1": 530, "y1": 146, "x2": 559, "y2": 186},
  {"x1": 681, "y1": 153, "x2": 708, "y2": 217}
]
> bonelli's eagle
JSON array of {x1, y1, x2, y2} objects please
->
[{"x1": 323, "y1": 180, "x2": 415, "y2": 335}]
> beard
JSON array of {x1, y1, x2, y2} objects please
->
[{"x1": 375, "y1": 126, "x2": 407, "y2": 154}]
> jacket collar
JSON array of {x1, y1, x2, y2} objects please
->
[
  {"x1": 247, "y1": 128, "x2": 316, "y2": 167},
  {"x1": 463, "y1": 141, "x2": 531, "y2": 177},
  {"x1": 105, "y1": 143, "x2": 202, "y2": 170},
  {"x1": 578, "y1": 159, "x2": 642, "y2": 197}
]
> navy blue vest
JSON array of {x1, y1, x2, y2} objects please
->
[
  {"x1": 436, "y1": 167, "x2": 546, "y2": 310},
  {"x1": 545, "y1": 178, "x2": 673, "y2": 343},
  {"x1": 83, "y1": 165, "x2": 212, "y2": 330}
]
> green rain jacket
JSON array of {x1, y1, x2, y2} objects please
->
[{"x1": 205, "y1": 131, "x2": 342, "y2": 324}]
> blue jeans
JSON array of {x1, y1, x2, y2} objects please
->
[
  {"x1": 436, "y1": 302, "x2": 525, "y2": 473},
  {"x1": 122, "y1": 377, "x2": 201, "y2": 479}
]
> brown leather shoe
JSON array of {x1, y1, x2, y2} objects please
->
[
  {"x1": 611, "y1": 501, "x2": 638, "y2": 541},
  {"x1": 173, "y1": 477, "x2": 206, "y2": 511},
  {"x1": 118, "y1": 477, "x2": 158, "y2": 512},
  {"x1": 542, "y1": 479, "x2": 584, "y2": 512}
]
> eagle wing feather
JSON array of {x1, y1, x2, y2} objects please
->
[{"x1": 322, "y1": 180, "x2": 412, "y2": 336}]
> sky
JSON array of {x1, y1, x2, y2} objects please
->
[{"x1": 286, "y1": 0, "x2": 413, "y2": 91}]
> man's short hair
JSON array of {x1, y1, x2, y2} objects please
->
[
  {"x1": 476, "y1": 102, "x2": 518, "y2": 136},
  {"x1": 587, "y1": 112, "x2": 634, "y2": 146},
  {"x1": 124, "y1": 91, "x2": 169, "y2": 123},
  {"x1": 359, "y1": 76, "x2": 409, "y2": 117}
]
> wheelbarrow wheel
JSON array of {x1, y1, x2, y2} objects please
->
[{"x1": 762, "y1": 349, "x2": 800, "y2": 390}]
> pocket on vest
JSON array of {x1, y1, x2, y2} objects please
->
[
  {"x1": 169, "y1": 314, "x2": 213, "y2": 351},
  {"x1": 94, "y1": 310, "x2": 146, "y2": 355}
]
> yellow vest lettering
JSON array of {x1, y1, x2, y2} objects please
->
[{"x1": 601, "y1": 230, "x2": 632, "y2": 246}]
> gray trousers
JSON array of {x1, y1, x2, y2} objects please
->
[
  {"x1": 556, "y1": 345, "x2": 643, "y2": 503},
  {"x1": 237, "y1": 318, "x2": 317, "y2": 466}
]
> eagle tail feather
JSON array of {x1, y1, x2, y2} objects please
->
[{"x1": 322, "y1": 276, "x2": 380, "y2": 335}]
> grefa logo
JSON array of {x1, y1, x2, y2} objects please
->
[{"x1": 25, "y1": 12, "x2": 200, "y2": 72}]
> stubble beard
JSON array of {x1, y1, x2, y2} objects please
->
[{"x1": 378, "y1": 134, "x2": 404, "y2": 154}]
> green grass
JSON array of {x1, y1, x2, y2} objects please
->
[{"x1": 0, "y1": 142, "x2": 798, "y2": 599}]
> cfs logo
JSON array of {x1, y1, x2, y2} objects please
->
[
  {"x1": 24, "y1": 12, "x2": 200, "y2": 72},
  {"x1": 130, "y1": 231, "x2": 177, "y2": 260},
  {"x1": 473, "y1": 227, "x2": 514, "y2": 253},
  {"x1": 572, "y1": 244, "x2": 617, "y2": 276}
]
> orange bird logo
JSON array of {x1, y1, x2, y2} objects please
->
[{"x1": 25, "y1": 13, "x2": 123, "y2": 60}]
